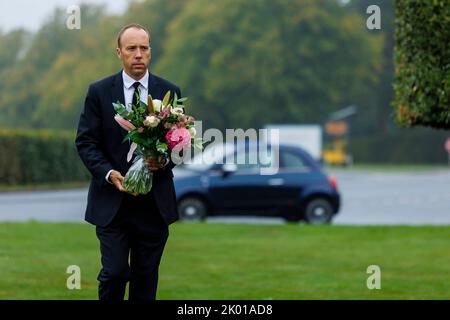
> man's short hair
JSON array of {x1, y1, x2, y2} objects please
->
[{"x1": 117, "y1": 23, "x2": 151, "y2": 48}]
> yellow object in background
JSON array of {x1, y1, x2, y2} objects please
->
[{"x1": 322, "y1": 139, "x2": 352, "y2": 166}]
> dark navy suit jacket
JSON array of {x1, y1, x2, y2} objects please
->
[{"x1": 75, "y1": 71, "x2": 181, "y2": 227}]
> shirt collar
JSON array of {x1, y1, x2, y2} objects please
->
[{"x1": 122, "y1": 69, "x2": 149, "y2": 90}]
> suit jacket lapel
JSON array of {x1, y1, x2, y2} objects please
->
[
  {"x1": 148, "y1": 72, "x2": 161, "y2": 100},
  {"x1": 110, "y1": 71, "x2": 128, "y2": 138},
  {"x1": 111, "y1": 70, "x2": 126, "y2": 105}
]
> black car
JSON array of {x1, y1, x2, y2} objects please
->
[{"x1": 173, "y1": 143, "x2": 340, "y2": 224}]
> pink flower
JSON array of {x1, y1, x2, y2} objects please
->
[
  {"x1": 165, "y1": 127, "x2": 191, "y2": 150},
  {"x1": 114, "y1": 114, "x2": 136, "y2": 131},
  {"x1": 158, "y1": 108, "x2": 170, "y2": 118}
]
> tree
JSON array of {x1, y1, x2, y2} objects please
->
[
  {"x1": 393, "y1": 0, "x2": 450, "y2": 129},
  {"x1": 346, "y1": 0, "x2": 396, "y2": 134},
  {"x1": 122, "y1": 0, "x2": 192, "y2": 57},
  {"x1": 156, "y1": 0, "x2": 383, "y2": 130},
  {"x1": 0, "y1": 28, "x2": 31, "y2": 126},
  {"x1": 0, "y1": 0, "x2": 384, "y2": 133},
  {"x1": 0, "y1": 4, "x2": 111, "y2": 129}
]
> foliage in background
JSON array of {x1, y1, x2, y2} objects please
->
[
  {"x1": 0, "y1": 0, "x2": 382, "y2": 132},
  {"x1": 0, "y1": 0, "x2": 446, "y2": 168},
  {"x1": 349, "y1": 127, "x2": 449, "y2": 164},
  {"x1": 157, "y1": 0, "x2": 383, "y2": 130},
  {"x1": 347, "y1": 0, "x2": 395, "y2": 135},
  {"x1": 393, "y1": 0, "x2": 450, "y2": 129},
  {"x1": 0, "y1": 4, "x2": 123, "y2": 129},
  {"x1": 0, "y1": 129, "x2": 89, "y2": 184}
]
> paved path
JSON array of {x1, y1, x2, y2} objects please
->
[
  {"x1": 0, "y1": 188, "x2": 87, "y2": 223},
  {"x1": 331, "y1": 169, "x2": 450, "y2": 225}
]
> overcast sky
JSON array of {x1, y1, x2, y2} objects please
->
[{"x1": 0, "y1": 0, "x2": 131, "y2": 32}]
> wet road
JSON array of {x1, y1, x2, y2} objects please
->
[
  {"x1": 0, "y1": 188, "x2": 87, "y2": 223},
  {"x1": 331, "y1": 169, "x2": 450, "y2": 225},
  {"x1": 0, "y1": 169, "x2": 449, "y2": 225}
]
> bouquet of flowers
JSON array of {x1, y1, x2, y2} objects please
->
[{"x1": 112, "y1": 91, "x2": 203, "y2": 195}]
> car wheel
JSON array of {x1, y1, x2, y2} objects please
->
[
  {"x1": 178, "y1": 197, "x2": 207, "y2": 222},
  {"x1": 304, "y1": 198, "x2": 333, "y2": 224}
]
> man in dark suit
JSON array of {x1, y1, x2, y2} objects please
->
[{"x1": 75, "y1": 23, "x2": 181, "y2": 301}]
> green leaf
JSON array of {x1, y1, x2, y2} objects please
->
[
  {"x1": 173, "y1": 93, "x2": 178, "y2": 107},
  {"x1": 113, "y1": 101, "x2": 131, "y2": 118},
  {"x1": 122, "y1": 131, "x2": 133, "y2": 143},
  {"x1": 147, "y1": 94, "x2": 154, "y2": 113},
  {"x1": 193, "y1": 138, "x2": 204, "y2": 150},
  {"x1": 156, "y1": 141, "x2": 168, "y2": 153},
  {"x1": 112, "y1": 102, "x2": 124, "y2": 112},
  {"x1": 162, "y1": 90, "x2": 171, "y2": 106}
]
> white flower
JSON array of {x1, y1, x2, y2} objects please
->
[
  {"x1": 144, "y1": 115, "x2": 160, "y2": 128},
  {"x1": 171, "y1": 107, "x2": 184, "y2": 115},
  {"x1": 188, "y1": 127, "x2": 197, "y2": 137},
  {"x1": 152, "y1": 99, "x2": 163, "y2": 112}
]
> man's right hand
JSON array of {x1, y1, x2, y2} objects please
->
[{"x1": 109, "y1": 170, "x2": 138, "y2": 196}]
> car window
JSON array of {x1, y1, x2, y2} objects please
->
[
  {"x1": 281, "y1": 150, "x2": 308, "y2": 169},
  {"x1": 232, "y1": 148, "x2": 273, "y2": 170},
  {"x1": 184, "y1": 143, "x2": 235, "y2": 171}
]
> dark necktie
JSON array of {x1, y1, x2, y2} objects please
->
[
  {"x1": 132, "y1": 82, "x2": 141, "y2": 107},
  {"x1": 127, "y1": 82, "x2": 141, "y2": 148}
]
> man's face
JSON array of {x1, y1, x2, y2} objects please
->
[{"x1": 116, "y1": 28, "x2": 151, "y2": 80}]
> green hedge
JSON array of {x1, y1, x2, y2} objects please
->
[
  {"x1": 0, "y1": 129, "x2": 89, "y2": 185},
  {"x1": 393, "y1": 0, "x2": 450, "y2": 129},
  {"x1": 349, "y1": 128, "x2": 449, "y2": 164}
]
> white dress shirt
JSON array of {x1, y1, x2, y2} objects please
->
[{"x1": 122, "y1": 69, "x2": 149, "y2": 111}]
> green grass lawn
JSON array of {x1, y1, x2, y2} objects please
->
[{"x1": 0, "y1": 222, "x2": 449, "y2": 300}]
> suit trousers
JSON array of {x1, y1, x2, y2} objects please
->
[{"x1": 95, "y1": 193, "x2": 169, "y2": 301}]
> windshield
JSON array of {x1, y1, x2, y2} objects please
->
[
  {"x1": 181, "y1": 142, "x2": 276, "y2": 172},
  {"x1": 182, "y1": 143, "x2": 235, "y2": 171}
]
